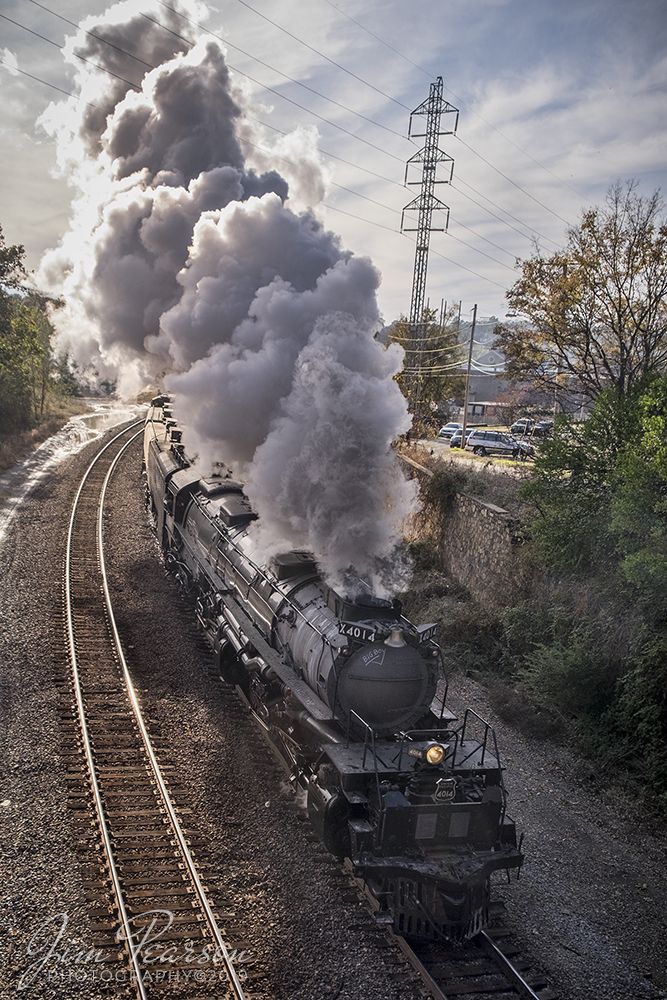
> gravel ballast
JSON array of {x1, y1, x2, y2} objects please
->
[{"x1": 1, "y1": 424, "x2": 666, "y2": 999}]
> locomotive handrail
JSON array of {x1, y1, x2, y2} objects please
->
[
  {"x1": 346, "y1": 711, "x2": 383, "y2": 805},
  {"x1": 432, "y1": 646, "x2": 448, "y2": 719},
  {"x1": 189, "y1": 491, "x2": 339, "y2": 650},
  {"x1": 459, "y1": 709, "x2": 510, "y2": 819},
  {"x1": 460, "y1": 708, "x2": 498, "y2": 766}
]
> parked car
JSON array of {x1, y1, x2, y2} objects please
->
[
  {"x1": 449, "y1": 428, "x2": 476, "y2": 449},
  {"x1": 533, "y1": 420, "x2": 554, "y2": 437},
  {"x1": 510, "y1": 418, "x2": 536, "y2": 436},
  {"x1": 465, "y1": 429, "x2": 534, "y2": 460},
  {"x1": 438, "y1": 422, "x2": 463, "y2": 439}
]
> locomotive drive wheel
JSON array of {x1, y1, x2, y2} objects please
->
[{"x1": 473, "y1": 445, "x2": 486, "y2": 456}]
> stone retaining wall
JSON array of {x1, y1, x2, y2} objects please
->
[{"x1": 440, "y1": 494, "x2": 530, "y2": 605}]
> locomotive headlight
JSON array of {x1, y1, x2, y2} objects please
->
[{"x1": 426, "y1": 743, "x2": 445, "y2": 765}]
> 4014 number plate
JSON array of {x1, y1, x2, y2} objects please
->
[{"x1": 339, "y1": 621, "x2": 376, "y2": 643}]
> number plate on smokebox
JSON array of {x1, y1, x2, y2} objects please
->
[{"x1": 339, "y1": 621, "x2": 377, "y2": 643}]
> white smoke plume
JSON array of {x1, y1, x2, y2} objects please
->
[{"x1": 38, "y1": 0, "x2": 417, "y2": 595}]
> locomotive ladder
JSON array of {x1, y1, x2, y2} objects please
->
[{"x1": 64, "y1": 422, "x2": 249, "y2": 1000}]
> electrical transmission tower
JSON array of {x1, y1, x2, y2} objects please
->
[{"x1": 401, "y1": 77, "x2": 458, "y2": 412}]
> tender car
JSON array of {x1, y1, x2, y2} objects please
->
[
  {"x1": 438, "y1": 422, "x2": 463, "y2": 438},
  {"x1": 465, "y1": 429, "x2": 534, "y2": 460},
  {"x1": 449, "y1": 428, "x2": 475, "y2": 449}
]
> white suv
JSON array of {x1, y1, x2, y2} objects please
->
[{"x1": 464, "y1": 429, "x2": 534, "y2": 460}]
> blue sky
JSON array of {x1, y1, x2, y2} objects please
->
[{"x1": 2, "y1": 0, "x2": 666, "y2": 327}]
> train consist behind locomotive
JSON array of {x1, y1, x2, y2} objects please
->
[{"x1": 143, "y1": 396, "x2": 523, "y2": 940}]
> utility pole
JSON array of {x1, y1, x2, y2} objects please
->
[
  {"x1": 401, "y1": 77, "x2": 458, "y2": 417},
  {"x1": 461, "y1": 304, "x2": 477, "y2": 447}
]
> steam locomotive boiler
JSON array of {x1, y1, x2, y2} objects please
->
[{"x1": 143, "y1": 396, "x2": 523, "y2": 940}]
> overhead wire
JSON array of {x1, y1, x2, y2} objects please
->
[
  {"x1": 452, "y1": 179, "x2": 561, "y2": 249},
  {"x1": 225, "y1": 0, "x2": 576, "y2": 233},
  {"x1": 218, "y1": 1, "x2": 574, "y2": 252},
  {"x1": 319, "y1": 0, "x2": 590, "y2": 205},
  {"x1": 225, "y1": 0, "x2": 411, "y2": 112},
  {"x1": 4, "y1": 1, "x2": 570, "y2": 290},
  {"x1": 25, "y1": 0, "x2": 156, "y2": 71},
  {"x1": 140, "y1": 12, "x2": 409, "y2": 164},
  {"x1": 159, "y1": 0, "x2": 575, "y2": 244},
  {"x1": 252, "y1": 114, "x2": 547, "y2": 257},
  {"x1": 9, "y1": 2, "x2": 564, "y2": 266},
  {"x1": 0, "y1": 12, "x2": 143, "y2": 91},
  {"x1": 6, "y1": 6, "x2": 515, "y2": 277},
  {"x1": 0, "y1": 60, "x2": 100, "y2": 108},
  {"x1": 454, "y1": 136, "x2": 572, "y2": 226},
  {"x1": 152, "y1": 2, "x2": 410, "y2": 141}
]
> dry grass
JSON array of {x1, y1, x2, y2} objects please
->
[{"x1": 398, "y1": 443, "x2": 528, "y2": 516}]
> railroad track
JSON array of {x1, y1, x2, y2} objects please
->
[
  {"x1": 389, "y1": 909, "x2": 559, "y2": 1000},
  {"x1": 338, "y1": 853, "x2": 558, "y2": 1000},
  {"x1": 54, "y1": 423, "x2": 263, "y2": 999}
]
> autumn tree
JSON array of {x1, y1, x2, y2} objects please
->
[
  {"x1": 493, "y1": 182, "x2": 667, "y2": 409},
  {"x1": 0, "y1": 225, "x2": 27, "y2": 293},
  {"x1": 0, "y1": 226, "x2": 78, "y2": 436},
  {"x1": 389, "y1": 307, "x2": 465, "y2": 431}
]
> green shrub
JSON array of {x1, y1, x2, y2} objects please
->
[
  {"x1": 519, "y1": 627, "x2": 622, "y2": 716},
  {"x1": 604, "y1": 632, "x2": 667, "y2": 808}
]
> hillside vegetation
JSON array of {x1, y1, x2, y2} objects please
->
[
  {"x1": 0, "y1": 226, "x2": 86, "y2": 473},
  {"x1": 400, "y1": 379, "x2": 667, "y2": 815}
]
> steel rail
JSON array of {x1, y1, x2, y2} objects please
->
[
  {"x1": 99, "y1": 429, "x2": 248, "y2": 1000},
  {"x1": 65, "y1": 422, "x2": 150, "y2": 1000},
  {"x1": 392, "y1": 925, "x2": 547, "y2": 1000},
  {"x1": 479, "y1": 929, "x2": 545, "y2": 1000}
]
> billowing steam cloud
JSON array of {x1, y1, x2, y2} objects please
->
[{"x1": 38, "y1": 0, "x2": 416, "y2": 595}]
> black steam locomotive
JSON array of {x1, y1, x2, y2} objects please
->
[{"x1": 143, "y1": 396, "x2": 523, "y2": 940}]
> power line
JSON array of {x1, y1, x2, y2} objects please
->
[
  {"x1": 156, "y1": 1, "x2": 572, "y2": 247},
  {"x1": 403, "y1": 234, "x2": 509, "y2": 291},
  {"x1": 225, "y1": 0, "x2": 411, "y2": 111},
  {"x1": 246, "y1": 124, "x2": 523, "y2": 274},
  {"x1": 252, "y1": 117, "x2": 400, "y2": 187},
  {"x1": 13, "y1": 1, "x2": 566, "y2": 264},
  {"x1": 447, "y1": 232, "x2": 517, "y2": 274},
  {"x1": 319, "y1": 0, "x2": 591, "y2": 206},
  {"x1": 453, "y1": 179, "x2": 562, "y2": 249},
  {"x1": 0, "y1": 13, "x2": 142, "y2": 91},
  {"x1": 5, "y1": 4, "x2": 558, "y2": 290},
  {"x1": 140, "y1": 12, "x2": 408, "y2": 164},
  {"x1": 321, "y1": 201, "x2": 399, "y2": 234},
  {"x1": 0, "y1": 61, "x2": 100, "y2": 107},
  {"x1": 454, "y1": 135, "x2": 573, "y2": 227},
  {"x1": 25, "y1": 0, "x2": 155, "y2": 71},
  {"x1": 149, "y1": 1, "x2": 410, "y2": 144},
  {"x1": 4, "y1": 10, "x2": 521, "y2": 275},
  {"x1": 241, "y1": 136, "x2": 397, "y2": 215}
]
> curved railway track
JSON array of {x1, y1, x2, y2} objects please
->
[{"x1": 57, "y1": 423, "x2": 257, "y2": 999}]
